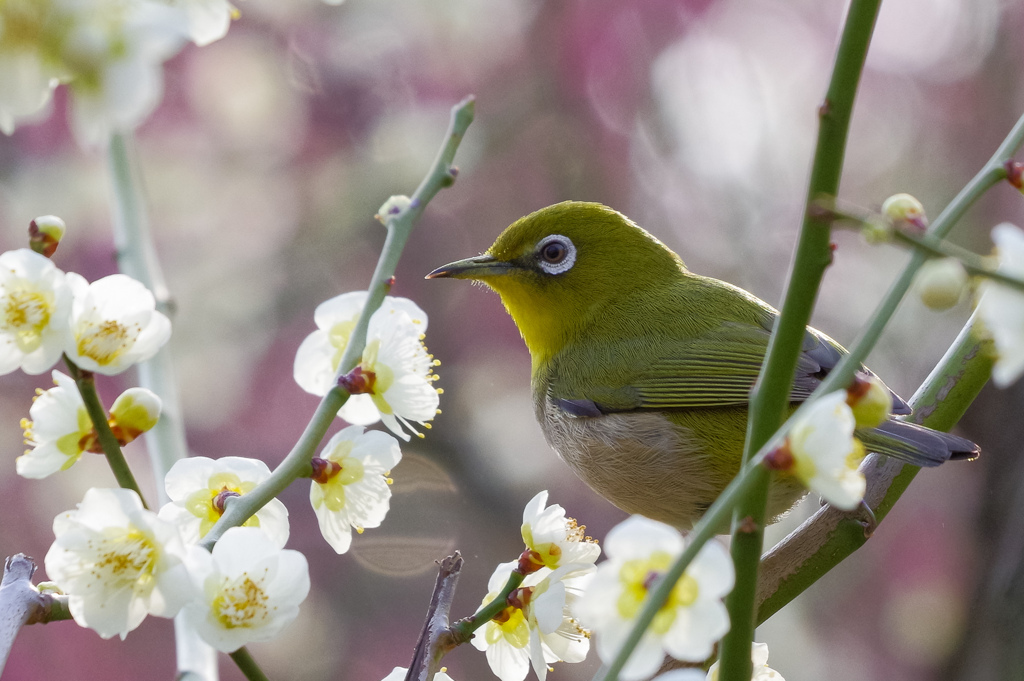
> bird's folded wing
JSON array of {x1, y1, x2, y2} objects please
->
[{"x1": 557, "y1": 321, "x2": 911, "y2": 414}]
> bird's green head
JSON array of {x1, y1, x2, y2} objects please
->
[{"x1": 427, "y1": 201, "x2": 686, "y2": 371}]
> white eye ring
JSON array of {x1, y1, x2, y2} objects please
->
[{"x1": 536, "y1": 234, "x2": 576, "y2": 275}]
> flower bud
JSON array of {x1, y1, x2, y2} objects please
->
[
  {"x1": 29, "y1": 215, "x2": 66, "y2": 258},
  {"x1": 846, "y1": 373, "x2": 892, "y2": 429},
  {"x1": 375, "y1": 195, "x2": 412, "y2": 225},
  {"x1": 882, "y1": 193, "x2": 928, "y2": 232},
  {"x1": 915, "y1": 257, "x2": 968, "y2": 311},
  {"x1": 108, "y1": 387, "x2": 162, "y2": 445}
]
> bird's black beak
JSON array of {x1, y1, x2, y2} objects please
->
[{"x1": 425, "y1": 254, "x2": 513, "y2": 280}]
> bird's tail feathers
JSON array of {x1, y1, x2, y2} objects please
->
[{"x1": 859, "y1": 420, "x2": 980, "y2": 468}]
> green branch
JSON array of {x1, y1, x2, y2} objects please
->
[
  {"x1": 199, "y1": 96, "x2": 475, "y2": 551},
  {"x1": 64, "y1": 357, "x2": 146, "y2": 505},
  {"x1": 229, "y1": 647, "x2": 271, "y2": 681},
  {"x1": 334, "y1": 97, "x2": 475, "y2": 380},
  {"x1": 718, "y1": 2, "x2": 881, "y2": 679}
]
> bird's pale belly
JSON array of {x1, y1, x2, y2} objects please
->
[{"x1": 538, "y1": 397, "x2": 807, "y2": 529}]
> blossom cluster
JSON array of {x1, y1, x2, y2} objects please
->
[
  {"x1": 40, "y1": 416, "x2": 413, "y2": 647},
  {"x1": 0, "y1": 248, "x2": 170, "y2": 379},
  {"x1": 45, "y1": 487, "x2": 310, "y2": 651},
  {"x1": 19, "y1": 259, "x2": 443, "y2": 655},
  {"x1": 0, "y1": 0, "x2": 234, "y2": 147}
]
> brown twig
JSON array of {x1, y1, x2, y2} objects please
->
[{"x1": 406, "y1": 552, "x2": 465, "y2": 681}]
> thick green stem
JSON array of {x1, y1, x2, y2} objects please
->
[
  {"x1": 64, "y1": 358, "x2": 146, "y2": 504},
  {"x1": 718, "y1": 2, "x2": 881, "y2": 679},
  {"x1": 229, "y1": 647, "x2": 271, "y2": 681},
  {"x1": 199, "y1": 97, "x2": 475, "y2": 551}
]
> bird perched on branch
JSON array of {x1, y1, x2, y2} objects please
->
[{"x1": 427, "y1": 202, "x2": 978, "y2": 528}]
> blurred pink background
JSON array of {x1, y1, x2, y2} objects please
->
[{"x1": 1, "y1": 0, "x2": 1023, "y2": 679}]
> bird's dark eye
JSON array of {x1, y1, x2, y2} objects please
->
[
  {"x1": 535, "y1": 235, "x2": 576, "y2": 275},
  {"x1": 541, "y1": 241, "x2": 567, "y2": 263}
]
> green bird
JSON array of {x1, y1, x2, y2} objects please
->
[{"x1": 427, "y1": 201, "x2": 979, "y2": 528}]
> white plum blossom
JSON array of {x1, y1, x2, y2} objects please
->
[
  {"x1": 158, "y1": 456, "x2": 289, "y2": 547},
  {"x1": 0, "y1": 0, "x2": 190, "y2": 147},
  {"x1": 577, "y1": 516, "x2": 734, "y2": 681},
  {"x1": 17, "y1": 371, "x2": 88, "y2": 478},
  {"x1": 309, "y1": 425, "x2": 402, "y2": 554},
  {"x1": 706, "y1": 642, "x2": 785, "y2": 681},
  {"x1": 18, "y1": 371, "x2": 162, "y2": 479},
  {"x1": 182, "y1": 527, "x2": 310, "y2": 652},
  {"x1": 977, "y1": 223, "x2": 1024, "y2": 387},
  {"x1": 521, "y1": 490, "x2": 601, "y2": 572},
  {"x1": 382, "y1": 669, "x2": 454, "y2": 681},
  {"x1": 44, "y1": 487, "x2": 195, "y2": 639},
  {"x1": 0, "y1": 248, "x2": 72, "y2": 376},
  {"x1": 780, "y1": 391, "x2": 866, "y2": 511},
  {"x1": 472, "y1": 561, "x2": 592, "y2": 681},
  {"x1": 294, "y1": 291, "x2": 439, "y2": 440},
  {"x1": 64, "y1": 273, "x2": 171, "y2": 375}
]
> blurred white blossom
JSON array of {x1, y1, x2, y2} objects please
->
[
  {"x1": 182, "y1": 527, "x2": 310, "y2": 652},
  {"x1": 294, "y1": 291, "x2": 439, "y2": 440},
  {"x1": 44, "y1": 487, "x2": 194, "y2": 639},
  {"x1": 65, "y1": 273, "x2": 171, "y2": 375},
  {"x1": 977, "y1": 223, "x2": 1024, "y2": 387},
  {"x1": 915, "y1": 257, "x2": 968, "y2": 311},
  {"x1": 577, "y1": 516, "x2": 733, "y2": 681},
  {"x1": 159, "y1": 456, "x2": 289, "y2": 547},
  {"x1": 0, "y1": 249, "x2": 72, "y2": 376},
  {"x1": 472, "y1": 561, "x2": 592, "y2": 681},
  {"x1": 309, "y1": 425, "x2": 401, "y2": 554},
  {"x1": 0, "y1": 0, "x2": 189, "y2": 147}
]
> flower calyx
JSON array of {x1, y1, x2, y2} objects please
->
[
  {"x1": 1005, "y1": 160, "x2": 1024, "y2": 192},
  {"x1": 339, "y1": 365, "x2": 377, "y2": 395},
  {"x1": 762, "y1": 443, "x2": 794, "y2": 471},
  {"x1": 212, "y1": 488, "x2": 240, "y2": 514},
  {"x1": 309, "y1": 456, "x2": 342, "y2": 484}
]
